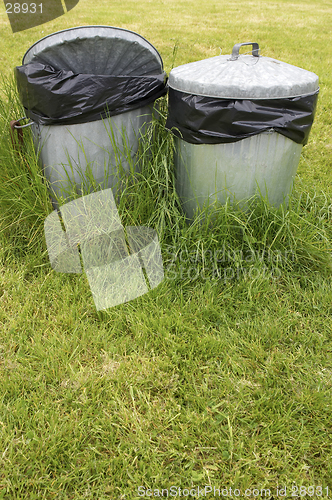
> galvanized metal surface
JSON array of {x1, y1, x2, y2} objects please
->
[
  {"x1": 175, "y1": 132, "x2": 303, "y2": 218},
  {"x1": 22, "y1": 26, "x2": 164, "y2": 75},
  {"x1": 170, "y1": 43, "x2": 317, "y2": 217},
  {"x1": 169, "y1": 44, "x2": 319, "y2": 99},
  {"x1": 24, "y1": 26, "x2": 164, "y2": 206},
  {"x1": 32, "y1": 106, "x2": 154, "y2": 203}
]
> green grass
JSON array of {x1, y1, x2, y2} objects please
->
[{"x1": 1, "y1": 0, "x2": 332, "y2": 498}]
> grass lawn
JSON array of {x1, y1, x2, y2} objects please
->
[{"x1": 0, "y1": 0, "x2": 332, "y2": 498}]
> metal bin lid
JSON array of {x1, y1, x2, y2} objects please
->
[{"x1": 168, "y1": 42, "x2": 319, "y2": 99}]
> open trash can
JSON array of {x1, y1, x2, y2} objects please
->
[
  {"x1": 166, "y1": 42, "x2": 319, "y2": 218},
  {"x1": 15, "y1": 26, "x2": 167, "y2": 205}
]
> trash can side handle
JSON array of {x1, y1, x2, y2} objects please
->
[
  {"x1": 230, "y1": 42, "x2": 260, "y2": 61},
  {"x1": 12, "y1": 117, "x2": 35, "y2": 129},
  {"x1": 10, "y1": 117, "x2": 34, "y2": 150}
]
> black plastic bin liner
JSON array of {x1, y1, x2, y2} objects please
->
[
  {"x1": 15, "y1": 62, "x2": 167, "y2": 126},
  {"x1": 166, "y1": 88, "x2": 319, "y2": 146}
]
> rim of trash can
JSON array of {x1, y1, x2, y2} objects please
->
[{"x1": 22, "y1": 25, "x2": 164, "y2": 71}]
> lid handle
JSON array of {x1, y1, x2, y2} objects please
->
[{"x1": 230, "y1": 42, "x2": 260, "y2": 61}]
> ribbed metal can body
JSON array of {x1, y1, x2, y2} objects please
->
[
  {"x1": 31, "y1": 106, "x2": 153, "y2": 202},
  {"x1": 174, "y1": 131, "x2": 303, "y2": 218}
]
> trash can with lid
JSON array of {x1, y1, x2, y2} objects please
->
[
  {"x1": 166, "y1": 42, "x2": 319, "y2": 218},
  {"x1": 15, "y1": 26, "x2": 167, "y2": 205}
]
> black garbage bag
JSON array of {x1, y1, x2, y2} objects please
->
[
  {"x1": 166, "y1": 87, "x2": 319, "y2": 146},
  {"x1": 15, "y1": 62, "x2": 168, "y2": 125}
]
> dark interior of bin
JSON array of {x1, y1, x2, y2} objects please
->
[{"x1": 23, "y1": 34, "x2": 164, "y2": 76}]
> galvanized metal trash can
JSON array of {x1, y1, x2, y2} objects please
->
[
  {"x1": 166, "y1": 42, "x2": 319, "y2": 218},
  {"x1": 16, "y1": 26, "x2": 167, "y2": 205}
]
